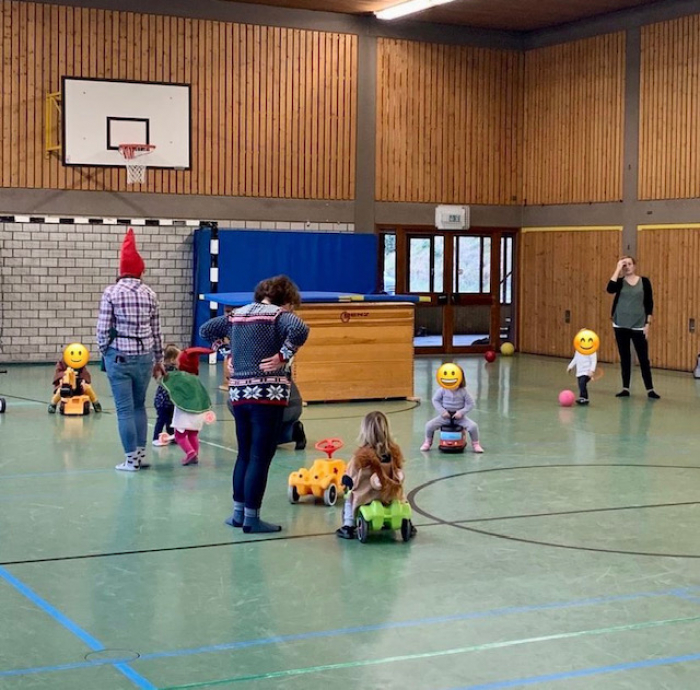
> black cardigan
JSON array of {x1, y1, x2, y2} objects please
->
[{"x1": 606, "y1": 277, "x2": 653, "y2": 322}]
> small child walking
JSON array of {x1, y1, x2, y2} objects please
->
[
  {"x1": 336, "y1": 411, "x2": 414, "y2": 540},
  {"x1": 421, "y1": 363, "x2": 483, "y2": 453},
  {"x1": 160, "y1": 347, "x2": 213, "y2": 466},
  {"x1": 567, "y1": 344, "x2": 597, "y2": 405},
  {"x1": 152, "y1": 344, "x2": 180, "y2": 446}
]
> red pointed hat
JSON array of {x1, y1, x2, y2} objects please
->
[
  {"x1": 177, "y1": 347, "x2": 213, "y2": 376},
  {"x1": 119, "y1": 229, "x2": 145, "y2": 278}
]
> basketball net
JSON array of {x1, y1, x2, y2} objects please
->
[{"x1": 118, "y1": 144, "x2": 156, "y2": 185}]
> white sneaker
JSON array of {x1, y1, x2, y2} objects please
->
[
  {"x1": 115, "y1": 461, "x2": 139, "y2": 472},
  {"x1": 152, "y1": 438, "x2": 168, "y2": 447}
]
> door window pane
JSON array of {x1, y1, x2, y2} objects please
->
[
  {"x1": 434, "y1": 236, "x2": 444, "y2": 293},
  {"x1": 414, "y1": 306, "x2": 443, "y2": 348},
  {"x1": 481, "y1": 237, "x2": 491, "y2": 293},
  {"x1": 455, "y1": 237, "x2": 480, "y2": 293},
  {"x1": 409, "y1": 237, "x2": 431, "y2": 293},
  {"x1": 500, "y1": 235, "x2": 513, "y2": 304},
  {"x1": 455, "y1": 236, "x2": 491, "y2": 294},
  {"x1": 452, "y1": 304, "x2": 491, "y2": 347},
  {"x1": 382, "y1": 233, "x2": 396, "y2": 294}
]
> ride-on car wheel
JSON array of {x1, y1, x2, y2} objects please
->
[
  {"x1": 83, "y1": 401, "x2": 90, "y2": 415},
  {"x1": 356, "y1": 514, "x2": 369, "y2": 543},
  {"x1": 401, "y1": 518, "x2": 413, "y2": 542},
  {"x1": 59, "y1": 401, "x2": 66, "y2": 415},
  {"x1": 323, "y1": 483, "x2": 337, "y2": 506},
  {"x1": 0, "y1": 397, "x2": 5, "y2": 414},
  {"x1": 287, "y1": 485, "x2": 299, "y2": 504}
]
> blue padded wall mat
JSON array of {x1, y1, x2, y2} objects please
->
[{"x1": 192, "y1": 228, "x2": 378, "y2": 346}]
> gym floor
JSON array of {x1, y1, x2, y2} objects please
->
[{"x1": 2, "y1": 354, "x2": 700, "y2": 689}]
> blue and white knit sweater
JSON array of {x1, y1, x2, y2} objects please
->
[{"x1": 199, "y1": 304, "x2": 309, "y2": 406}]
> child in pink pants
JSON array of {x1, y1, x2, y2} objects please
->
[{"x1": 161, "y1": 347, "x2": 213, "y2": 466}]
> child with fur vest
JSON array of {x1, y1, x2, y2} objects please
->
[{"x1": 336, "y1": 411, "x2": 415, "y2": 540}]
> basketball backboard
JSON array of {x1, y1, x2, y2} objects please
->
[{"x1": 62, "y1": 77, "x2": 191, "y2": 169}]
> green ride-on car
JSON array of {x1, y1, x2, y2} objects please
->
[{"x1": 355, "y1": 499, "x2": 416, "y2": 543}]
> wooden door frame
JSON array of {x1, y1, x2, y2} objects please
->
[{"x1": 376, "y1": 224, "x2": 520, "y2": 354}]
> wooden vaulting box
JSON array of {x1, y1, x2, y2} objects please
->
[{"x1": 292, "y1": 303, "x2": 415, "y2": 402}]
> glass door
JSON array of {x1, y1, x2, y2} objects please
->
[
  {"x1": 377, "y1": 225, "x2": 517, "y2": 354},
  {"x1": 450, "y1": 234, "x2": 495, "y2": 351},
  {"x1": 408, "y1": 234, "x2": 445, "y2": 349}
]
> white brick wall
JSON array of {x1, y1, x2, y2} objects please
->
[
  {"x1": 0, "y1": 220, "x2": 355, "y2": 363},
  {"x1": 0, "y1": 223, "x2": 194, "y2": 363}
]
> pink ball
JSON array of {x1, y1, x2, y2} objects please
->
[
  {"x1": 558, "y1": 389, "x2": 576, "y2": 407},
  {"x1": 484, "y1": 350, "x2": 497, "y2": 363}
]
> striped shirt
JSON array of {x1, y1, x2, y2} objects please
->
[{"x1": 96, "y1": 278, "x2": 164, "y2": 361}]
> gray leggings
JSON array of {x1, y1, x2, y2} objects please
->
[
  {"x1": 342, "y1": 496, "x2": 355, "y2": 527},
  {"x1": 425, "y1": 415, "x2": 479, "y2": 441}
]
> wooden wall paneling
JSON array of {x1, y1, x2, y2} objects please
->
[
  {"x1": 640, "y1": 15, "x2": 700, "y2": 200},
  {"x1": 320, "y1": 31, "x2": 328, "y2": 199},
  {"x1": 0, "y1": 1, "x2": 355, "y2": 199},
  {"x1": 519, "y1": 228, "x2": 621, "y2": 362},
  {"x1": 337, "y1": 33, "x2": 345, "y2": 200},
  {"x1": 347, "y1": 34, "x2": 356, "y2": 199},
  {"x1": 638, "y1": 226, "x2": 700, "y2": 371},
  {"x1": 523, "y1": 33, "x2": 624, "y2": 205},
  {"x1": 1, "y1": 4, "x2": 7, "y2": 187},
  {"x1": 21, "y1": 1, "x2": 31, "y2": 189},
  {"x1": 307, "y1": 30, "x2": 316, "y2": 199},
  {"x1": 271, "y1": 27, "x2": 279, "y2": 197},
  {"x1": 287, "y1": 28, "x2": 297, "y2": 199},
  {"x1": 376, "y1": 39, "x2": 523, "y2": 205}
]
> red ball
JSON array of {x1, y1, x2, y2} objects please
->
[{"x1": 484, "y1": 350, "x2": 497, "y2": 363}]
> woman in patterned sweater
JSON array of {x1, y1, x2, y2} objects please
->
[{"x1": 200, "y1": 275, "x2": 309, "y2": 533}]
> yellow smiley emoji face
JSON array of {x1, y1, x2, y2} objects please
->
[
  {"x1": 63, "y1": 342, "x2": 90, "y2": 369},
  {"x1": 573, "y1": 329, "x2": 600, "y2": 355},
  {"x1": 436, "y1": 363, "x2": 463, "y2": 390}
]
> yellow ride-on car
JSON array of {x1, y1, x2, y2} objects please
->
[
  {"x1": 58, "y1": 367, "x2": 91, "y2": 416},
  {"x1": 288, "y1": 438, "x2": 346, "y2": 506}
]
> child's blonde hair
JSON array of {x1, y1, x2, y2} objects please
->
[
  {"x1": 164, "y1": 344, "x2": 181, "y2": 363},
  {"x1": 358, "y1": 411, "x2": 395, "y2": 461}
]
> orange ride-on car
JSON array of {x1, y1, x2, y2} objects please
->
[{"x1": 288, "y1": 438, "x2": 347, "y2": 506}]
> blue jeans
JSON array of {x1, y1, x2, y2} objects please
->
[
  {"x1": 104, "y1": 348, "x2": 153, "y2": 454},
  {"x1": 231, "y1": 403, "x2": 284, "y2": 509}
]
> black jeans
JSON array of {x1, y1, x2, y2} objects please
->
[
  {"x1": 153, "y1": 405, "x2": 174, "y2": 439},
  {"x1": 231, "y1": 403, "x2": 284, "y2": 510},
  {"x1": 577, "y1": 375, "x2": 590, "y2": 400},
  {"x1": 614, "y1": 327, "x2": 654, "y2": 390}
]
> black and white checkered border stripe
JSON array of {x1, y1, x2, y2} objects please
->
[{"x1": 0, "y1": 215, "x2": 207, "y2": 226}]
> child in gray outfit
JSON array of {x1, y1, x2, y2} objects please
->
[{"x1": 421, "y1": 364, "x2": 483, "y2": 453}]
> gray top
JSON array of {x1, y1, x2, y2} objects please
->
[{"x1": 613, "y1": 279, "x2": 646, "y2": 329}]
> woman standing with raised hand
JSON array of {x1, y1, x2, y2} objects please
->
[{"x1": 607, "y1": 256, "x2": 660, "y2": 399}]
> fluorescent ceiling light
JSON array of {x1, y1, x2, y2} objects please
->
[{"x1": 375, "y1": 0, "x2": 456, "y2": 21}]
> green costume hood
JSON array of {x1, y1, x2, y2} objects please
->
[{"x1": 161, "y1": 370, "x2": 212, "y2": 413}]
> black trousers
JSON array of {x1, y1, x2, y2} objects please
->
[
  {"x1": 577, "y1": 376, "x2": 590, "y2": 400},
  {"x1": 153, "y1": 405, "x2": 174, "y2": 439},
  {"x1": 614, "y1": 327, "x2": 654, "y2": 390},
  {"x1": 231, "y1": 403, "x2": 284, "y2": 510}
]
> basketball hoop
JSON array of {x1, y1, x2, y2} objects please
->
[{"x1": 118, "y1": 143, "x2": 156, "y2": 185}]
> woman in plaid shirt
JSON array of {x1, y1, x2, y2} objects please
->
[{"x1": 96, "y1": 230, "x2": 166, "y2": 471}]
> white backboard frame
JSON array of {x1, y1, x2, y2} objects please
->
[{"x1": 62, "y1": 77, "x2": 191, "y2": 169}]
